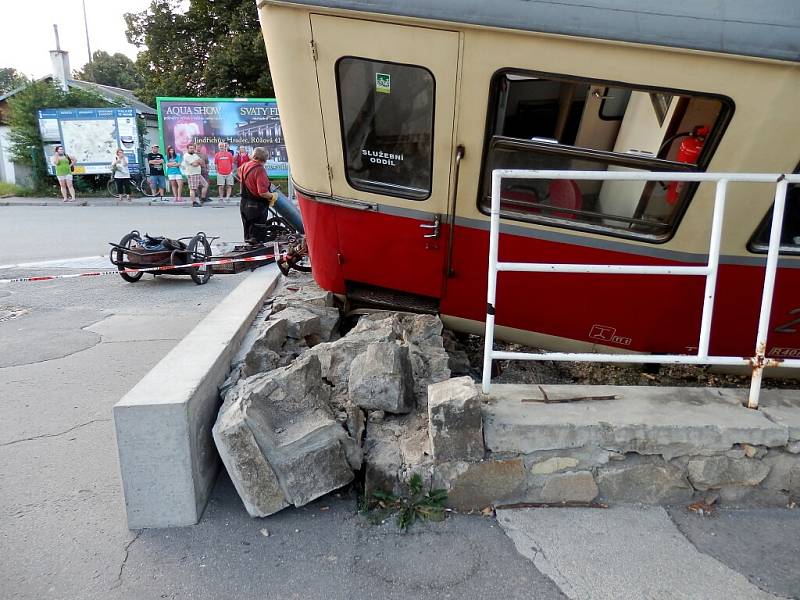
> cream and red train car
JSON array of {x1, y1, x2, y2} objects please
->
[{"x1": 258, "y1": 0, "x2": 800, "y2": 360}]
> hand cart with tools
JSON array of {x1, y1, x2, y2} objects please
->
[
  {"x1": 108, "y1": 205, "x2": 310, "y2": 284},
  {"x1": 109, "y1": 231, "x2": 216, "y2": 284}
]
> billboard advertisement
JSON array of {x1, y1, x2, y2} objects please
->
[
  {"x1": 156, "y1": 97, "x2": 287, "y2": 177},
  {"x1": 37, "y1": 108, "x2": 141, "y2": 175}
]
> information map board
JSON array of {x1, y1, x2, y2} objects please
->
[
  {"x1": 37, "y1": 108, "x2": 141, "y2": 175},
  {"x1": 156, "y1": 97, "x2": 287, "y2": 177}
]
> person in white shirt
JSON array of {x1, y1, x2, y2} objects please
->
[{"x1": 180, "y1": 144, "x2": 208, "y2": 207}]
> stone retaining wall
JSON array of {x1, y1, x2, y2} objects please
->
[{"x1": 429, "y1": 379, "x2": 800, "y2": 509}]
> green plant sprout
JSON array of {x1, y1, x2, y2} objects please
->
[{"x1": 366, "y1": 473, "x2": 448, "y2": 530}]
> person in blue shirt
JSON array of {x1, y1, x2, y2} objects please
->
[{"x1": 164, "y1": 145, "x2": 184, "y2": 202}]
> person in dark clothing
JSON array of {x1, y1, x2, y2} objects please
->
[{"x1": 238, "y1": 147, "x2": 278, "y2": 242}]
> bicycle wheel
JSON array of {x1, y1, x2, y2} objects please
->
[
  {"x1": 113, "y1": 232, "x2": 144, "y2": 283},
  {"x1": 138, "y1": 176, "x2": 157, "y2": 197},
  {"x1": 107, "y1": 177, "x2": 118, "y2": 198},
  {"x1": 186, "y1": 234, "x2": 213, "y2": 285}
]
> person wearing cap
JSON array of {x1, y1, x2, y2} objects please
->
[{"x1": 146, "y1": 144, "x2": 167, "y2": 199}]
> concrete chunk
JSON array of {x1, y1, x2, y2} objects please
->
[
  {"x1": 428, "y1": 376, "x2": 484, "y2": 462},
  {"x1": 539, "y1": 471, "x2": 599, "y2": 504},
  {"x1": 687, "y1": 456, "x2": 770, "y2": 490},
  {"x1": 349, "y1": 342, "x2": 414, "y2": 414},
  {"x1": 597, "y1": 460, "x2": 693, "y2": 504},
  {"x1": 213, "y1": 354, "x2": 355, "y2": 515},
  {"x1": 212, "y1": 397, "x2": 289, "y2": 517},
  {"x1": 760, "y1": 392, "x2": 800, "y2": 441},
  {"x1": 433, "y1": 459, "x2": 526, "y2": 510},
  {"x1": 484, "y1": 385, "x2": 789, "y2": 459},
  {"x1": 273, "y1": 306, "x2": 320, "y2": 339}
]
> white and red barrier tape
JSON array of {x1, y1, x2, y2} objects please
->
[{"x1": 0, "y1": 254, "x2": 275, "y2": 284}]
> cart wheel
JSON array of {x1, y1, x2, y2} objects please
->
[
  {"x1": 115, "y1": 232, "x2": 143, "y2": 283},
  {"x1": 187, "y1": 234, "x2": 213, "y2": 285}
]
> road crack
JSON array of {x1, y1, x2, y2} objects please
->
[
  {"x1": 111, "y1": 530, "x2": 142, "y2": 589},
  {"x1": 0, "y1": 418, "x2": 111, "y2": 447}
]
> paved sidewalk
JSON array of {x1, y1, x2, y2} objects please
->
[
  {"x1": 497, "y1": 505, "x2": 799, "y2": 600},
  {"x1": 0, "y1": 195, "x2": 240, "y2": 207}
]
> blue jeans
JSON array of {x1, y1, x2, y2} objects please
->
[{"x1": 149, "y1": 175, "x2": 167, "y2": 191}]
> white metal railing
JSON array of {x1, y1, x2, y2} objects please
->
[{"x1": 482, "y1": 170, "x2": 800, "y2": 408}]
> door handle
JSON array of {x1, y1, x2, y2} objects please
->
[
  {"x1": 420, "y1": 215, "x2": 440, "y2": 238},
  {"x1": 445, "y1": 145, "x2": 465, "y2": 276}
]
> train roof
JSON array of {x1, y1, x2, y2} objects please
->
[{"x1": 268, "y1": 0, "x2": 800, "y2": 63}]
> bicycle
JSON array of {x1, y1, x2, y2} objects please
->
[{"x1": 106, "y1": 171, "x2": 159, "y2": 199}]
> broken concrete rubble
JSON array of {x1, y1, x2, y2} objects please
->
[
  {"x1": 428, "y1": 376, "x2": 484, "y2": 463},
  {"x1": 215, "y1": 277, "x2": 457, "y2": 517},
  {"x1": 215, "y1": 276, "x2": 800, "y2": 518},
  {"x1": 214, "y1": 354, "x2": 357, "y2": 516},
  {"x1": 349, "y1": 342, "x2": 414, "y2": 413}
]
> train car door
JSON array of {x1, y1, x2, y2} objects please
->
[{"x1": 309, "y1": 15, "x2": 459, "y2": 300}]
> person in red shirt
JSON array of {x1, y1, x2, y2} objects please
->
[
  {"x1": 213, "y1": 142, "x2": 235, "y2": 203},
  {"x1": 238, "y1": 147, "x2": 278, "y2": 243},
  {"x1": 234, "y1": 146, "x2": 251, "y2": 196}
]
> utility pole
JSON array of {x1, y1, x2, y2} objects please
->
[{"x1": 82, "y1": 0, "x2": 93, "y2": 75}]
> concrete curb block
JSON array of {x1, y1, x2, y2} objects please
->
[{"x1": 113, "y1": 265, "x2": 281, "y2": 529}]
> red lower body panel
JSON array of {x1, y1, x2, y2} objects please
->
[{"x1": 298, "y1": 192, "x2": 800, "y2": 358}]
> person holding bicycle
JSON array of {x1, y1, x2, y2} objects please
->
[
  {"x1": 147, "y1": 144, "x2": 167, "y2": 200},
  {"x1": 111, "y1": 149, "x2": 132, "y2": 201}
]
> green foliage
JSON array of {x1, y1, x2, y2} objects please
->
[
  {"x1": 124, "y1": 0, "x2": 274, "y2": 105},
  {"x1": 366, "y1": 474, "x2": 448, "y2": 531},
  {"x1": 0, "y1": 67, "x2": 28, "y2": 96},
  {"x1": 6, "y1": 80, "x2": 120, "y2": 189},
  {"x1": 74, "y1": 51, "x2": 143, "y2": 90},
  {"x1": 0, "y1": 181, "x2": 34, "y2": 197}
]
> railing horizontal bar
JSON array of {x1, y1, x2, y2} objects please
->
[
  {"x1": 491, "y1": 351, "x2": 800, "y2": 368},
  {"x1": 496, "y1": 262, "x2": 710, "y2": 275},
  {"x1": 492, "y1": 170, "x2": 800, "y2": 183}
]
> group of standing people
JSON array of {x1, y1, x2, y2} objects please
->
[{"x1": 52, "y1": 142, "x2": 253, "y2": 205}]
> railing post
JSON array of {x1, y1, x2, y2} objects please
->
[
  {"x1": 697, "y1": 179, "x2": 727, "y2": 358},
  {"x1": 748, "y1": 176, "x2": 790, "y2": 409},
  {"x1": 482, "y1": 170, "x2": 503, "y2": 394}
]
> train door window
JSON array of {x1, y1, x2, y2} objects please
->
[
  {"x1": 748, "y1": 169, "x2": 800, "y2": 255},
  {"x1": 336, "y1": 58, "x2": 435, "y2": 200},
  {"x1": 480, "y1": 70, "x2": 733, "y2": 241}
]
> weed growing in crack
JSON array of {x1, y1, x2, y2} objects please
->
[{"x1": 363, "y1": 473, "x2": 448, "y2": 531}]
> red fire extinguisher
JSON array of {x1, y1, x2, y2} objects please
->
[{"x1": 666, "y1": 125, "x2": 710, "y2": 205}]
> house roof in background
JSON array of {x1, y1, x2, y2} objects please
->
[{"x1": 0, "y1": 76, "x2": 156, "y2": 119}]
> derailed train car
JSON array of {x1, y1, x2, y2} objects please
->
[{"x1": 257, "y1": 0, "x2": 800, "y2": 360}]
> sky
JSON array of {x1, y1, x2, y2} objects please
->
[{"x1": 2, "y1": 0, "x2": 181, "y2": 79}]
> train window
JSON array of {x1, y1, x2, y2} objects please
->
[
  {"x1": 748, "y1": 181, "x2": 800, "y2": 255},
  {"x1": 480, "y1": 71, "x2": 733, "y2": 241},
  {"x1": 336, "y1": 58, "x2": 435, "y2": 200}
]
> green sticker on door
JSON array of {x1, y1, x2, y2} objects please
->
[{"x1": 375, "y1": 73, "x2": 391, "y2": 94}]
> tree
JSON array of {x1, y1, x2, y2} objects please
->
[
  {"x1": 124, "y1": 0, "x2": 273, "y2": 105},
  {"x1": 0, "y1": 67, "x2": 28, "y2": 96},
  {"x1": 74, "y1": 51, "x2": 143, "y2": 90},
  {"x1": 6, "y1": 80, "x2": 118, "y2": 188}
]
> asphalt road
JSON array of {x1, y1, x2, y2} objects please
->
[
  {"x1": 1, "y1": 204, "x2": 798, "y2": 600},
  {"x1": 0, "y1": 204, "x2": 244, "y2": 265}
]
